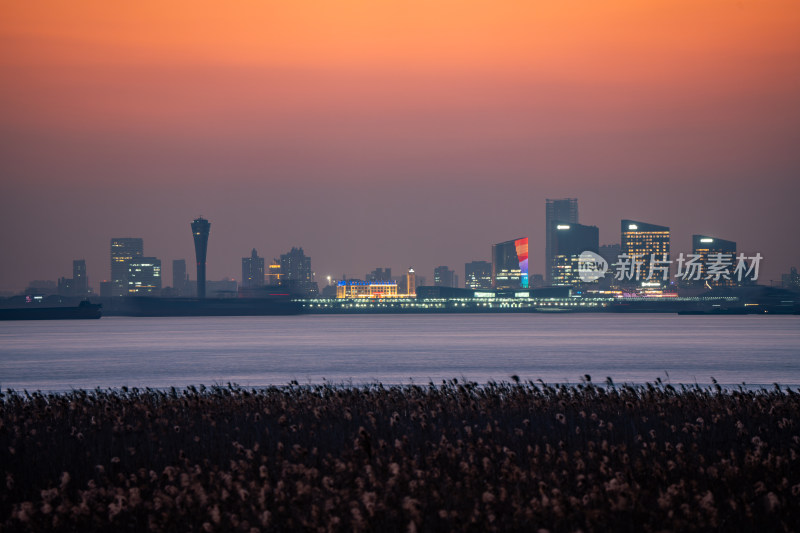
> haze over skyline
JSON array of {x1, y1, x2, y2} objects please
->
[{"x1": 1, "y1": 0, "x2": 798, "y2": 292}]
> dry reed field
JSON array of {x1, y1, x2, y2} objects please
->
[{"x1": 2, "y1": 379, "x2": 799, "y2": 532}]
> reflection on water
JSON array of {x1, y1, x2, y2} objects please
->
[{"x1": 1, "y1": 314, "x2": 798, "y2": 391}]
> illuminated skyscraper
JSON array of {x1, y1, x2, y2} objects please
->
[
  {"x1": 110, "y1": 238, "x2": 143, "y2": 297},
  {"x1": 465, "y1": 260, "x2": 492, "y2": 289},
  {"x1": 550, "y1": 223, "x2": 599, "y2": 285},
  {"x1": 191, "y1": 217, "x2": 211, "y2": 298},
  {"x1": 492, "y1": 237, "x2": 529, "y2": 289},
  {"x1": 621, "y1": 220, "x2": 670, "y2": 284},
  {"x1": 407, "y1": 268, "x2": 416, "y2": 296},
  {"x1": 242, "y1": 249, "x2": 265, "y2": 288},
  {"x1": 692, "y1": 235, "x2": 737, "y2": 287},
  {"x1": 545, "y1": 198, "x2": 578, "y2": 283}
]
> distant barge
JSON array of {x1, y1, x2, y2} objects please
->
[{"x1": 0, "y1": 300, "x2": 102, "y2": 321}]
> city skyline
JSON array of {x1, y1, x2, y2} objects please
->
[
  {"x1": 2, "y1": 204, "x2": 797, "y2": 295},
  {"x1": 1, "y1": 1, "x2": 798, "y2": 292}
]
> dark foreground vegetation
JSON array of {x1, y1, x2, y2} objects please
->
[{"x1": 2, "y1": 379, "x2": 799, "y2": 532}]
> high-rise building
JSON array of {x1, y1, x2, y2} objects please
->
[
  {"x1": 266, "y1": 260, "x2": 282, "y2": 286},
  {"x1": 280, "y1": 247, "x2": 317, "y2": 296},
  {"x1": 110, "y1": 238, "x2": 143, "y2": 297},
  {"x1": 692, "y1": 235, "x2": 737, "y2": 287},
  {"x1": 465, "y1": 261, "x2": 492, "y2": 289},
  {"x1": 545, "y1": 198, "x2": 578, "y2": 283},
  {"x1": 620, "y1": 220, "x2": 670, "y2": 284},
  {"x1": 551, "y1": 223, "x2": 599, "y2": 285},
  {"x1": 126, "y1": 257, "x2": 162, "y2": 295},
  {"x1": 366, "y1": 268, "x2": 392, "y2": 282},
  {"x1": 191, "y1": 217, "x2": 211, "y2": 298},
  {"x1": 433, "y1": 266, "x2": 456, "y2": 288},
  {"x1": 407, "y1": 268, "x2": 417, "y2": 296},
  {"x1": 73, "y1": 260, "x2": 88, "y2": 296},
  {"x1": 492, "y1": 238, "x2": 529, "y2": 289},
  {"x1": 242, "y1": 249, "x2": 265, "y2": 289},
  {"x1": 172, "y1": 259, "x2": 188, "y2": 296}
]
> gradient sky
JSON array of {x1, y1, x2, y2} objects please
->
[{"x1": 1, "y1": 0, "x2": 798, "y2": 292}]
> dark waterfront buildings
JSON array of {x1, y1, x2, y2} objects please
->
[
  {"x1": 465, "y1": 260, "x2": 492, "y2": 289},
  {"x1": 242, "y1": 249, "x2": 265, "y2": 289},
  {"x1": 545, "y1": 198, "x2": 578, "y2": 283},
  {"x1": 126, "y1": 257, "x2": 162, "y2": 295},
  {"x1": 280, "y1": 247, "x2": 318, "y2": 297},
  {"x1": 492, "y1": 238, "x2": 529, "y2": 290},
  {"x1": 620, "y1": 220, "x2": 670, "y2": 285},
  {"x1": 172, "y1": 259, "x2": 188, "y2": 296},
  {"x1": 73, "y1": 260, "x2": 88, "y2": 296},
  {"x1": 191, "y1": 218, "x2": 211, "y2": 299},
  {"x1": 366, "y1": 268, "x2": 392, "y2": 282},
  {"x1": 110, "y1": 238, "x2": 143, "y2": 297},
  {"x1": 434, "y1": 266, "x2": 457, "y2": 288},
  {"x1": 551, "y1": 223, "x2": 600, "y2": 285}
]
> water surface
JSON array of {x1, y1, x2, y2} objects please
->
[{"x1": 1, "y1": 314, "x2": 798, "y2": 391}]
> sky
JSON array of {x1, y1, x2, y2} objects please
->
[{"x1": 1, "y1": 0, "x2": 799, "y2": 292}]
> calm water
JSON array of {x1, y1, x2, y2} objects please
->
[{"x1": 1, "y1": 314, "x2": 799, "y2": 391}]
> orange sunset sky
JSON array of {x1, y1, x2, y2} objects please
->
[{"x1": 1, "y1": 0, "x2": 798, "y2": 290}]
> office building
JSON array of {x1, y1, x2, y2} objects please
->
[
  {"x1": 621, "y1": 220, "x2": 670, "y2": 284},
  {"x1": 692, "y1": 235, "x2": 737, "y2": 287},
  {"x1": 434, "y1": 266, "x2": 457, "y2": 288},
  {"x1": 545, "y1": 198, "x2": 578, "y2": 283},
  {"x1": 492, "y1": 237, "x2": 529, "y2": 289},
  {"x1": 242, "y1": 249, "x2": 265, "y2": 289},
  {"x1": 191, "y1": 217, "x2": 211, "y2": 298},
  {"x1": 110, "y1": 238, "x2": 143, "y2": 297},
  {"x1": 73, "y1": 260, "x2": 88, "y2": 296},
  {"x1": 126, "y1": 257, "x2": 162, "y2": 295},
  {"x1": 465, "y1": 261, "x2": 492, "y2": 289},
  {"x1": 336, "y1": 280, "x2": 398, "y2": 298},
  {"x1": 172, "y1": 259, "x2": 188, "y2": 296},
  {"x1": 551, "y1": 222, "x2": 599, "y2": 285}
]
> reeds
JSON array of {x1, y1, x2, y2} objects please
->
[{"x1": 2, "y1": 379, "x2": 799, "y2": 531}]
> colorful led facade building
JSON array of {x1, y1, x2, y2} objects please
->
[
  {"x1": 545, "y1": 198, "x2": 578, "y2": 283},
  {"x1": 336, "y1": 280, "x2": 398, "y2": 298},
  {"x1": 110, "y1": 238, "x2": 143, "y2": 297},
  {"x1": 551, "y1": 222, "x2": 599, "y2": 285},
  {"x1": 692, "y1": 234, "x2": 737, "y2": 287},
  {"x1": 621, "y1": 220, "x2": 670, "y2": 285},
  {"x1": 191, "y1": 217, "x2": 211, "y2": 299},
  {"x1": 492, "y1": 237, "x2": 529, "y2": 289},
  {"x1": 465, "y1": 260, "x2": 492, "y2": 289}
]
